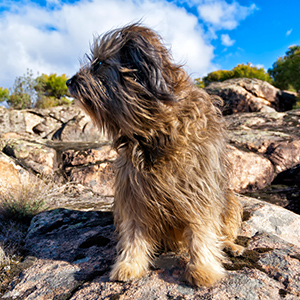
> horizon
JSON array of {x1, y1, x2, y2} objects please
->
[{"x1": 0, "y1": 0, "x2": 299, "y2": 90}]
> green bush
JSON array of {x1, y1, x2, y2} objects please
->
[
  {"x1": 34, "y1": 96, "x2": 72, "y2": 109},
  {"x1": 35, "y1": 73, "x2": 69, "y2": 99},
  {"x1": 268, "y1": 45, "x2": 300, "y2": 92},
  {"x1": 198, "y1": 63, "x2": 273, "y2": 87},
  {"x1": 0, "y1": 87, "x2": 9, "y2": 103},
  {"x1": 34, "y1": 73, "x2": 71, "y2": 108}
]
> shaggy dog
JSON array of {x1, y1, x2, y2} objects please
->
[{"x1": 67, "y1": 24, "x2": 243, "y2": 286}]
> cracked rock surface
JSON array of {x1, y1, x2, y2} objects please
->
[{"x1": 1, "y1": 196, "x2": 300, "y2": 299}]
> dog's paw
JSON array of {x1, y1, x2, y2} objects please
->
[
  {"x1": 110, "y1": 261, "x2": 147, "y2": 282},
  {"x1": 223, "y1": 240, "x2": 245, "y2": 257},
  {"x1": 185, "y1": 262, "x2": 225, "y2": 287}
]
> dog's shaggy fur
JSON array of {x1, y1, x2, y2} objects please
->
[{"x1": 67, "y1": 24, "x2": 243, "y2": 286}]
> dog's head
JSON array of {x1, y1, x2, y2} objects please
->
[{"x1": 67, "y1": 23, "x2": 189, "y2": 139}]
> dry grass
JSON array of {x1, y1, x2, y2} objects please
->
[
  {"x1": 0, "y1": 176, "x2": 60, "y2": 268},
  {"x1": 0, "y1": 176, "x2": 54, "y2": 223}
]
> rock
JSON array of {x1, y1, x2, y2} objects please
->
[
  {"x1": 226, "y1": 109, "x2": 300, "y2": 149},
  {"x1": 0, "y1": 105, "x2": 101, "y2": 142},
  {"x1": 0, "y1": 152, "x2": 31, "y2": 193},
  {"x1": 30, "y1": 105, "x2": 102, "y2": 142},
  {"x1": 29, "y1": 105, "x2": 83, "y2": 125},
  {"x1": 24, "y1": 208, "x2": 115, "y2": 264},
  {"x1": 240, "y1": 195, "x2": 300, "y2": 247},
  {"x1": 47, "y1": 183, "x2": 114, "y2": 212},
  {"x1": 62, "y1": 145, "x2": 116, "y2": 167},
  {"x1": 228, "y1": 145, "x2": 274, "y2": 192},
  {"x1": 1, "y1": 105, "x2": 300, "y2": 197},
  {"x1": 274, "y1": 165, "x2": 300, "y2": 187},
  {"x1": 259, "y1": 105, "x2": 277, "y2": 113},
  {"x1": 62, "y1": 146, "x2": 117, "y2": 196},
  {"x1": 1, "y1": 138, "x2": 57, "y2": 175},
  {"x1": 0, "y1": 107, "x2": 26, "y2": 135},
  {"x1": 32, "y1": 116, "x2": 62, "y2": 138},
  {"x1": 59, "y1": 114, "x2": 104, "y2": 142},
  {"x1": 227, "y1": 109, "x2": 300, "y2": 192},
  {"x1": 228, "y1": 128, "x2": 289, "y2": 154},
  {"x1": 68, "y1": 162, "x2": 115, "y2": 195},
  {"x1": 205, "y1": 78, "x2": 297, "y2": 115},
  {"x1": 277, "y1": 90, "x2": 298, "y2": 111},
  {"x1": 267, "y1": 140, "x2": 300, "y2": 174},
  {"x1": 1, "y1": 259, "x2": 82, "y2": 300},
  {"x1": 24, "y1": 112, "x2": 45, "y2": 134},
  {"x1": 1, "y1": 197, "x2": 300, "y2": 299}
]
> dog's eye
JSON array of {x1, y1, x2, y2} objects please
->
[{"x1": 92, "y1": 60, "x2": 103, "y2": 72}]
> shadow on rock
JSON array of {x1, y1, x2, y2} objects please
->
[{"x1": 25, "y1": 208, "x2": 116, "y2": 282}]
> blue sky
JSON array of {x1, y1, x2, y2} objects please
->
[
  {"x1": 0, "y1": 0, "x2": 299, "y2": 89},
  {"x1": 210, "y1": 1, "x2": 300, "y2": 71}
]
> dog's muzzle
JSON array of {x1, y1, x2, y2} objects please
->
[{"x1": 66, "y1": 76, "x2": 77, "y2": 97}]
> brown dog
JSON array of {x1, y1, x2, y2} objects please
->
[{"x1": 67, "y1": 23, "x2": 243, "y2": 286}]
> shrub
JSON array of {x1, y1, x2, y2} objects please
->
[
  {"x1": 198, "y1": 63, "x2": 273, "y2": 87},
  {"x1": 34, "y1": 95, "x2": 72, "y2": 109},
  {"x1": 0, "y1": 88, "x2": 9, "y2": 103},
  {"x1": 268, "y1": 45, "x2": 300, "y2": 92},
  {"x1": 0, "y1": 177, "x2": 51, "y2": 224}
]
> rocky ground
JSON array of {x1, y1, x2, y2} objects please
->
[
  {"x1": 1, "y1": 196, "x2": 300, "y2": 299},
  {"x1": 0, "y1": 79, "x2": 300, "y2": 299}
]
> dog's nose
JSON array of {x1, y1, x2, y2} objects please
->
[{"x1": 66, "y1": 78, "x2": 73, "y2": 87}]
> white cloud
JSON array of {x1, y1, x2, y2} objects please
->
[
  {"x1": 0, "y1": 0, "x2": 258, "y2": 89},
  {"x1": 286, "y1": 28, "x2": 293, "y2": 36},
  {"x1": 221, "y1": 34, "x2": 235, "y2": 46},
  {"x1": 253, "y1": 63, "x2": 265, "y2": 70},
  {"x1": 0, "y1": 0, "x2": 215, "y2": 89},
  {"x1": 196, "y1": 0, "x2": 258, "y2": 30}
]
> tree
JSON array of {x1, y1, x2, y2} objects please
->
[
  {"x1": 8, "y1": 69, "x2": 37, "y2": 109},
  {"x1": 35, "y1": 73, "x2": 69, "y2": 99},
  {"x1": 197, "y1": 63, "x2": 273, "y2": 87},
  {"x1": 34, "y1": 73, "x2": 71, "y2": 108},
  {"x1": 0, "y1": 87, "x2": 9, "y2": 103},
  {"x1": 268, "y1": 45, "x2": 300, "y2": 92}
]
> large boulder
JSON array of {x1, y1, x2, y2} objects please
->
[
  {"x1": 227, "y1": 109, "x2": 300, "y2": 176},
  {"x1": 228, "y1": 145, "x2": 275, "y2": 192},
  {"x1": 1, "y1": 196, "x2": 300, "y2": 299},
  {"x1": 205, "y1": 78, "x2": 297, "y2": 115},
  {"x1": 0, "y1": 105, "x2": 102, "y2": 142},
  {"x1": 0, "y1": 138, "x2": 57, "y2": 175},
  {"x1": 62, "y1": 145, "x2": 117, "y2": 195},
  {"x1": 1, "y1": 105, "x2": 300, "y2": 198},
  {"x1": 0, "y1": 107, "x2": 42, "y2": 135}
]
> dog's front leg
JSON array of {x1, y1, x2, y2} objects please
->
[
  {"x1": 183, "y1": 225, "x2": 225, "y2": 287},
  {"x1": 110, "y1": 219, "x2": 153, "y2": 282}
]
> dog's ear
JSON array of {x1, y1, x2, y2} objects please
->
[{"x1": 119, "y1": 28, "x2": 176, "y2": 104}]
